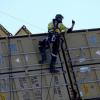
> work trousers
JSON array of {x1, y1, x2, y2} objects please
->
[
  {"x1": 48, "y1": 33, "x2": 61, "y2": 71},
  {"x1": 39, "y1": 33, "x2": 61, "y2": 71}
]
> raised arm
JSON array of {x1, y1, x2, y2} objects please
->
[{"x1": 67, "y1": 20, "x2": 75, "y2": 33}]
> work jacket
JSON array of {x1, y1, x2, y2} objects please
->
[{"x1": 48, "y1": 20, "x2": 68, "y2": 34}]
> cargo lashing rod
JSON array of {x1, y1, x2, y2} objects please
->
[
  {"x1": 44, "y1": 42, "x2": 55, "y2": 100},
  {"x1": 38, "y1": 32, "x2": 74, "y2": 100},
  {"x1": 61, "y1": 33, "x2": 82, "y2": 100},
  {"x1": 7, "y1": 35, "x2": 15, "y2": 100},
  {"x1": 44, "y1": 42, "x2": 58, "y2": 100}
]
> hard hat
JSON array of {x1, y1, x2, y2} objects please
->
[
  {"x1": 55, "y1": 14, "x2": 64, "y2": 22},
  {"x1": 55, "y1": 14, "x2": 63, "y2": 19}
]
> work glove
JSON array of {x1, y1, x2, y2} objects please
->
[
  {"x1": 67, "y1": 20, "x2": 75, "y2": 33},
  {"x1": 72, "y1": 20, "x2": 75, "y2": 25}
]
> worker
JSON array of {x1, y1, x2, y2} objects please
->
[
  {"x1": 39, "y1": 38, "x2": 49, "y2": 64},
  {"x1": 39, "y1": 14, "x2": 75, "y2": 73}
]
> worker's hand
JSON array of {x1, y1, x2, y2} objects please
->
[
  {"x1": 69, "y1": 20, "x2": 75, "y2": 32},
  {"x1": 72, "y1": 20, "x2": 75, "y2": 25}
]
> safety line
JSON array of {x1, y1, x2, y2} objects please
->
[{"x1": 0, "y1": 10, "x2": 45, "y2": 32}]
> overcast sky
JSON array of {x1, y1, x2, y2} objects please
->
[{"x1": 0, "y1": 0, "x2": 100, "y2": 34}]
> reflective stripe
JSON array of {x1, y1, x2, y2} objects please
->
[
  {"x1": 51, "y1": 53, "x2": 57, "y2": 57},
  {"x1": 51, "y1": 35, "x2": 56, "y2": 42},
  {"x1": 48, "y1": 22, "x2": 67, "y2": 33}
]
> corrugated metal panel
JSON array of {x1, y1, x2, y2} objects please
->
[
  {"x1": 0, "y1": 71, "x2": 69, "y2": 100},
  {"x1": 1, "y1": 29, "x2": 100, "y2": 100},
  {"x1": 66, "y1": 30, "x2": 100, "y2": 99},
  {"x1": 66, "y1": 31, "x2": 100, "y2": 65},
  {"x1": 0, "y1": 35, "x2": 70, "y2": 100}
]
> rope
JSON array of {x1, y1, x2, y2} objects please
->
[{"x1": 0, "y1": 10, "x2": 46, "y2": 32}]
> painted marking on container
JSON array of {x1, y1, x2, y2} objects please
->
[
  {"x1": 25, "y1": 55, "x2": 28, "y2": 62},
  {"x1": 82, "y1": 84, "x2": 90, "y2": 96},
  {"x1": 31, "y1": 76, "x2": 41, "y2": 100},
  {"x1": 80, "y1": 91, "x2": 83, "y2": 97},
  {"x1": 16, "y1": 58, "x2": 20, "y2": 63},
  {"x1": 79, "y1": 58, "x2": 86, "y2": 62},
  {"x1": 96, "y1": 50, "x2": 100, "y2": 55},
  {"x1": 80, "y1": 67, "x2": 91, "y2": 73},
  {"x1": 0, "y1": 93, "x2": 6, "y2": 100},
  {"x1": 88, "y1": 35, "x2": 97, "y2": 44}
]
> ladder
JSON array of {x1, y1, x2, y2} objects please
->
[{"x1": 61, "y1": 33, "x2": 82, "y2": 100}]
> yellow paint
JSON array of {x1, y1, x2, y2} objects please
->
[
  {"x1": 82, "y1": 84, "x2": 90, "y2": 96},
  {"x1": 0, "y1": 93, "x2": 6, "y2": 100}
]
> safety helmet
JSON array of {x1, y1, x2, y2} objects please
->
[{"x1": 55, "y1": 14, "x2": 64, "y2": 23}]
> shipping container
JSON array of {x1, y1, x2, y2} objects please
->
[
  {"x1": 0, "y1": 35, "x2": 72, "y2": 100},
  {"x1": 65, "y1": 28, "x2": 100, "y2": 100},
  {"x1": 0, "y1": 28, "x2": 100, "y2": 100}
]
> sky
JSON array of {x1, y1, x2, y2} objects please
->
[{"x1": 0, "y1": 0, "x2": 100, "y2": 35}]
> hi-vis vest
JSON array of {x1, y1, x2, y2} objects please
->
[{"x1": 48, "y1": 21, "x2": 68, "y2": 34}]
